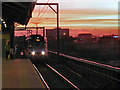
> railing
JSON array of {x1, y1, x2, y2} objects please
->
[{"x1": 48, "y1": 50, "x2": 120, "y2": 82}]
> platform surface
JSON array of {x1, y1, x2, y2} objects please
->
[{"x1": 2, "y1": 58, "x2": 46, "y2": 89}]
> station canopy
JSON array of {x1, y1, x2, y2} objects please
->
[{"x1": 2, "y1": 2, "x2": 36, "y2": 26}]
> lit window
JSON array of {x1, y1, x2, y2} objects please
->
[{"x1": 63, "y1": 33, "x2": 66, "y2": 36}]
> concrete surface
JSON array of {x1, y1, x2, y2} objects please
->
[{"x1": 2, "y1": 58, "x2": 46, "y2": 89}]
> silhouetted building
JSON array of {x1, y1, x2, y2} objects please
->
[
  {"x1": 46, "y1": 28, "x2": 69, "y2": 39},
  {"x1": 99, "y1": 35, "x2": 119, "y2": 43},
  {"x1": 78, "y1": 33, "x2": 92, "y2": 42},
  {"x1": 99, "y1": 36, "x2": 113, "y2": 43}
]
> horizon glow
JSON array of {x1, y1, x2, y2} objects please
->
[{"x1": 15, "y1": 0, "x2": 119, "y2": 36}]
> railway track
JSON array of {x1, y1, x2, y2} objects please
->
[
  {"x1": 32, "y1": 58, "x2": 120, "y2": 89},
  {"x1": 47, "y1": 62, "x2": 97, "y2": 89},
  {"x1": 33, "y1": 63, "x2": 80, "y2": 89}
]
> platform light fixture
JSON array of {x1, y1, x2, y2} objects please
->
[
  {"x1": 1, "y1": 19, "x2": 3, "y2": 21},
  {"x1": 3, "y1": 21, "x2": 5, "y2": 24},
  {"x1": 4, "y1": 24, "x2": 7, "y2": 28}
]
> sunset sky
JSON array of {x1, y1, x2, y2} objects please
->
[{"x1": 16, "y1": 0, "x2": 119, "y2": 37}]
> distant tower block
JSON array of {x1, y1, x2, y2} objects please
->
[{"x1": 46, "y1": 28, "x2": 69, "y2": 39}]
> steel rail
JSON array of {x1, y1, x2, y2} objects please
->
[
  {"x1": 46, "y1": 64, "x2": 80, "y2": 90},
  {"x1": 33, "y1": 64, "x2": 50, "y2": 90}
]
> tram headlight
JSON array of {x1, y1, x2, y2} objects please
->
[
  {"x1": 41, "y1": 51, "x2": 45, "y2": 55},
  {"x1": 31, "y1": 51, "x2": 35, "y2": 55}
]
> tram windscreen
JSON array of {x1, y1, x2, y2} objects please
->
[{"x1": 28, "y1": 35, "x2": 45, "y2": 49}]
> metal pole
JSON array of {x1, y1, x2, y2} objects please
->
[
  {"x1": 10, "y1": 21, "x2": 14, "y2": 59},
  {"x1": 57, "y1": 4, "x2": 59, "y2": 58},
  {"x1": 43, "y1": 27, "x2": 45, "y2": 38},
  {"x1": 36, "y1": 24, "x2": 38, "y2": 35}
]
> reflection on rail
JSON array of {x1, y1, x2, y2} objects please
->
[
  {"x1": 33, "y1": 64, "x2": 50, "y2": 90},
  {"x1": 46, "y1": 64, "x2": 80, "y2": 90}
]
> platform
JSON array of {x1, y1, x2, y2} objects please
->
[{"x1": 2, "y1": 58, "x2": 46, "y2": 89}]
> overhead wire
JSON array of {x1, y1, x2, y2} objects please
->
[
  {"x1": 31, "y1": 0, "x2": 55, "y2": 26},
  {"x1": 29, "y1": 0, "x2": 55, "y2": 30},
  {"x1": 34, "y1": 0, "x2": 50, "y2": 24},
  {"x1": 28, "y1": 0, "x2": 49, "y2": 28},
  {"x1": 35, "y1": 0, "x2": 54, "y2": 27}
]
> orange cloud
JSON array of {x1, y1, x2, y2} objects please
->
[{"x1": 25, "y1": 4, "x2": 118, "y2": 36}]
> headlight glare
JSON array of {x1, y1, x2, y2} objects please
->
[
  {"x1": 41, "y1": 51, "x2": 45, "y2": 55},
  {"x1": 32, "y1": 51, "x2": 35, "y2": 55}
]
